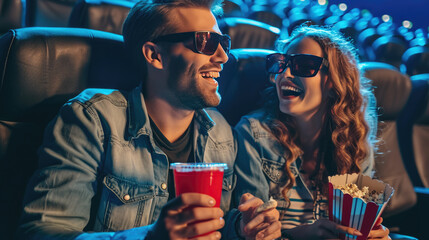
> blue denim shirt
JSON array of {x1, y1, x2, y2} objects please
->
[
  {"x1": 232, "y1": 110, "x2": 374, "y2": 227},
  {"x1": 18, "y1": 85, "x2": 240, "y2": 240}
]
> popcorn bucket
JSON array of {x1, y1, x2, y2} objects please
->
[{"x1": 328, "y1": 173, "x2": 394, "y2": 240}]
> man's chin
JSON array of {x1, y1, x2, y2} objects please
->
[
  {"x1": 191, "y1": 97, "x2": 221, "y2": 110},
  {"x1": 205, "y1": 94, "x2": 222, "y2": 108}
]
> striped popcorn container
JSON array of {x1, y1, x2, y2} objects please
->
[{"x1": 328, "y1": 173, "x2": 394, "y2": 240}]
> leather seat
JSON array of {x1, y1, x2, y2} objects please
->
[
  {"x1": 25, "y1": 0, "x2": 78, "y2": 26},
  {"x1": 409, "y1": 73, "x2": 429, "y2": 188},
  {"x1": 0, "y1": 0, "x2": 24, "y2": 35},
  {"x1": 286, "y1": 12, "x2": 315, "y2": 35},
  {"x1": 0, "y1": 27, "x2": 140, "y2": 239},
  {"x1": 360, "y1": 62, "x2": 429, "y2": 239},
  {"x1": 357, "y1": 28, "x2": 382, "y2": 61},
  {"x1": 360, "y1": 62, "x2": 417, "y2": 217},
  {"x1": 223, "y1": 0, "x2": 247, "y2": 18},
  {"x1": 247, "y1": 4, "x2": 284, "y2": 29},
  {"x1": 372, "y1": 35, "x2": 408, "y2": 69},
  {"x1": 68, "y1": 0, "x2": 134, "y2": 34},
  {"x1": 401, "y1": 46, "x2": 429, "y2": 76},
  {"x1": 218, "y1": 17, "x2": 280, "y2": 50},
  {"x1": 217, "y1": 48, "x2": 275, "y2": 126},
  {"x1": 332, "y1": 20, "x2": 359, "y2": 47}
]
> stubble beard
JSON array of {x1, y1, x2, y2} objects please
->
[{"x1": 168, "y1": 62, "x2": 221, "y2": 110}]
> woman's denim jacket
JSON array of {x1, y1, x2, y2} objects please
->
[
  {"x1": 18, "y1": 85, "x2": 239, "y2": 239},
  {"x1": 232, "y1": 110, "x2": 374, "y2": 208}
]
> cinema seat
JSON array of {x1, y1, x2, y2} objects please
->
[
  {"x1": 360, "y1": 62, "x2": 417, "y2": 216},
  {"x1": 68, "y1": 0, "x2": 133, "y2": 34},
  {"x1": 0, "y1": 0, "x2": 24, "y2": 35},
  {"x1": 218, "y1": 17, "x2": 280, "y2": 50},
  {"x1": 401, "y1": 46, "x2": 429, "y2": 76},
  {"x1": 217, "y1": 48, "x2": 276, "y2": 126},
  {"x1": 25, "y1": 0, "x2": 78, "y2": 26},
  {"x1": 0, "y1": 27, "x2": 140, "y2": 239}
]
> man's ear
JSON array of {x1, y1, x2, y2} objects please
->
[{"x1": 142, "y1": 42, "x2": 164, "y2": 70}]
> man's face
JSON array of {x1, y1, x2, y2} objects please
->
[{"x1": 162, "y1": 7, "x2": 229, "y2": 110}]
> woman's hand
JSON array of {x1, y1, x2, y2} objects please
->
[
  {"x1": 368, "y1": 217, "x2": 391, "y2": 240},
  {"x1": 238, "y1": 193, "x2": 282, "y2": 240},
  {"x1": 285, "y1": 219, "x2": 363, "y2": 240}
]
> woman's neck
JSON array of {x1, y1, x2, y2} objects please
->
[
  {"x1": 295, "y1": 109, "x2": 324, "y2": 149},
  {"x1": 293, "y1": 108, "x2": 326, "y2": 172}
]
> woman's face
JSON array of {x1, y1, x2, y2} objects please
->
[{"x1": 273, "y1": 37, "x2": 330, "y2": 120}]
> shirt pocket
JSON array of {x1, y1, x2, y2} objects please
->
[
  {"x1": 261, "y1": 158, "x2": 289, "y2": 198},
  {"x1": 261, "y1": 158, "x2": 287, "y2": 184},
  {"x1": 220, "y1": 167, "x2": 236, "y2": 211},
  {"x1": 99, "y1": 175, "x2": 156, "y2": 231},
  {"x1": 222, "y1": 167, "x2": 236, "y2": 192}
]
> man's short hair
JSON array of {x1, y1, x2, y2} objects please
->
[{"x1": 122, "y1": 0, "x2": 224, "y2": 81}]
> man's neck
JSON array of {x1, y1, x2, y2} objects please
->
[{"x1": 145, "y1": 97, "x2": 195, "y2": 143}]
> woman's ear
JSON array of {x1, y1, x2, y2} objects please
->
[{"x1": 142, "y1": 42, "x2": 164, "y2": 70}]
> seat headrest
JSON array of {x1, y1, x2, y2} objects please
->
[
  {"x1": 25, "y1": 0, "x2": 78, "y2": 27},
  {"x1": 223, "y1": 0, "x2": 248, "y2": 17},
  {"x1": 357, "y1": 28, "x2": 382, "y2": 60},
  {"x1": 402, "y1": 46, "x2": 429, "y2": 76},
  {"x1": 0, "y1": 27, "x2": 140, "y2": 122},
  {"x1": 287, "y1": 12, "x2": 315, "y2": 35},
  {"x1": 333, "y1": 20, "x2": 358, "y2": 45},
  {"x1": 410, "y1": 74, "x2": 429, "y2": 124},
  {"x1": 219, "y1": 17, "x2": 280, "y2": 49},
  {"x1": 372, "y1": 36, "x2": 408, "y2": 69},
  {"x1": 358, "y1": 28, "x2": 381, "y2": 47},
  {"x1": 68, "y1": 0, "x2": 134, "y2": 34},
  {"x1": 248, "y1": 5, "x2": 284, "y2": 29},
  {"x1": 360, "y1": 62, "x2": 412, "y2": 120},
  {"x1": 217, "y1": 48, "x2": 276, "y2": 125},
  {"x1": 0, "y1": 0, "x2": 23, "y2": 34}
]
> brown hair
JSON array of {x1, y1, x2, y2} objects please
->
[
  {"x1": 122, "y1": 0, "x2": 224, "y2": 82},
  {"x1": 263, "y1": 25, "x2": 377, "y2": 202}
]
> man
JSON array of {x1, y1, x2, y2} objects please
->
[{"x1": 18, "y1": 0, "x2": 281, "y2": 239}]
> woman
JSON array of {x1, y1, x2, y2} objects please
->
[{"x1": 233, "y1": 25, "x2": 390, "y2": 239}]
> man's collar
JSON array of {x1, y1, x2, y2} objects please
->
[
  {"x1": 127, "y1": 84, "x2": 150, "y2": 138},
  {"x1": 195, "y1": 108, "x2": 216, "y2": 132}
]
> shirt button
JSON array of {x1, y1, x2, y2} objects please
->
[
  {"x1": 123, "y1": 194, "x2": 130, "y2": 201},
  {"x1": 161, "y1": 183, "x2": 167, "y2": 190},
  {"x1": 228, "y1": 185, "x2": 232, "y2": 190}
]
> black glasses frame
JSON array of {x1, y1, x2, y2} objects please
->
[
  {"x1": 152, "y1": 31, "x2": 231, "y2": 55},
  {"x1": 266, "y1": 53, "x2": 329, "y2": 77}
]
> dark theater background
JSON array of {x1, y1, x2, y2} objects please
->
[
  {"x1": 329, "y1": 0, "x2": 428, "y2": 30},
  {"x1": 1, "y1": 0, "x2": 428, "y2": 240}
]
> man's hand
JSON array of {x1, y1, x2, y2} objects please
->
[
  {"x1": 149, "y1": 193, "x2": 224, "y2": 240},
  {"x1": 238, "y1": 193, "x2": 281, "y2": 240}
]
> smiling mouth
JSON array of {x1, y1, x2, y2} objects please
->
[
  {"x1": 281, "y1": 85, "x2": 304, "y2": 97},
  {"x1": 201, "y1": 71, "x2": 220, "y2": 78}
]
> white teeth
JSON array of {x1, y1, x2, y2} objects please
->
[
  {"x1": 281, "y1": 85, "x2": 303, "y2": 92},
  {"x1": 201, "y1": 72, "x2": 220, "y2": 78}
]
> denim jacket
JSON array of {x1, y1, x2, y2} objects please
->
[
  {"x1": 18, "y1": 85, "x2": 239, "y2": 240},
  {"x1": 232, "y1": 110, "x2": 374, "y2": 227}
]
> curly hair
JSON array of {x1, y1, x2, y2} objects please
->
[{"x1": 262, "y1": 25, "x2": 377, "y2": 202}]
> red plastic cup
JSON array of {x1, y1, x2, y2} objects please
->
[{"x1": 170, "y1": 162, "x2": 227, "y2": 207}]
